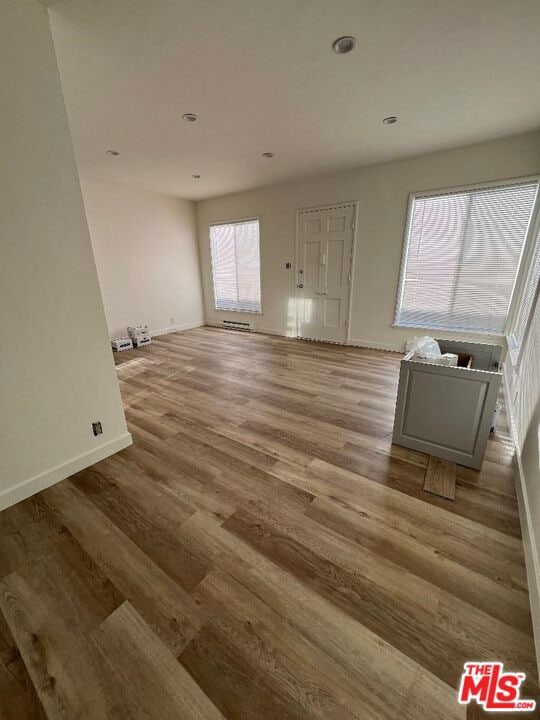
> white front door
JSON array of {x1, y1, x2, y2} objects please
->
[{"x1": 296, "y1": 204, "x2": 355, "y2": 343}]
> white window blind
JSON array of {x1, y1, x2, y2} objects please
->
[
  {"x1": 210, "y1": 219, "x2": 261, "y2": 313},
  {"x1": 509, "y1": 216, "x2": 540, "y2": 358},
  {"x1": 395, "y1": 180, "x2": 538, "y2": 334}
]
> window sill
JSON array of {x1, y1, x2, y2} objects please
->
[
  {"x1": 214, "y1": 308, "x2": 263, "y2": 315},
  {"x1": 392, "y1": 322, "x2": 503, "y2": 339}
]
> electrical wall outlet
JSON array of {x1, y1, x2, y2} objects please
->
[{"x1": 92, "y1": 421, "x2": 103, "y2": 436}]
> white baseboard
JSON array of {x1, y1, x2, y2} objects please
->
[
  {"x1": 0, "y1": 432, "x2": 133, "y2": 512},
  {"x1": 207, "y1": 324, "x2": 403, "y2": 349},
  {"x1": 503, "y1": 367, "x2": 540, "y2": 678},
  {"x1": 348, "y1": 337, "x2": 404, "y2": 352},
  {"x1": 256, "y1": 326, "x2": 297, "y2": 338},
  {"x1": 150, "y1": 320, "x2": 205, "y2": 337},
  {"x1": 259, "y1": 329, "x2": 404, "y2": 348}
]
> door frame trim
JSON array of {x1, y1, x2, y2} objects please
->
[{"x1": 294, "y1": 201, "x2": 358, "y2": 344}]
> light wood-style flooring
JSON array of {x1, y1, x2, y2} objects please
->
[{"x1": 0, "y1": 327, "x2": 537, "y2": 719}]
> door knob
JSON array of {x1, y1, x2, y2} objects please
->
[{"x1": 297, "y1": 283, "x2": 304, "y2": 289}]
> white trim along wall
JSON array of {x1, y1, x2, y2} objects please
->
[
  {"x1": 0, "y1": 433, "x2": 132, "y2": 512},
  {"x1": 150, "y1": 320, "x2": 205, "y2": 337}
]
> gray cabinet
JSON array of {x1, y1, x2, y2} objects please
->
[{"x1": 392, "y1": 340, "x2": 503, "y2": 470}]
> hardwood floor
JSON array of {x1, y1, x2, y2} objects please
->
[{"x1": 0, "y1": 326, "x2": 537, "y2": 719}]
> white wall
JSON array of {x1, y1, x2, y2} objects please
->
[
  {"x1": 82, "y1": 180, "x2": 204, "y2": 339},
  {"x1": 0, "y1": 0, "x2": 130, "y2": 510},
  {"x1": 505, "y1": 293, "x2": 540, "y2": 671},
  {"x1": 197, "y1": 130, "x2": 540, "y2": 350}
]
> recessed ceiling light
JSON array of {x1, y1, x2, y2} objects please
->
[
  {"x1": 382, "y1": 116, "x2": 398, "y2": 124},
  {"x1": 192, "y1": 174, "x2": 201, "y2": 179},
  {"x1": 183, "y1": 113, "x2": 199, "y2": 123},
  {"x1": 332, "y1": 36, "x2": 356, "y2": 54},
  {"x1": 262, "y1": 152, "x2": 275, "y2": 158},
  {"x1": 106, "y1": 149, "x2": 119, "y2": 156}
]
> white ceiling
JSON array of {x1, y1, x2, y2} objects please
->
[{"x1": 49, "y1": 0, "x2": 540, "y2": 201}]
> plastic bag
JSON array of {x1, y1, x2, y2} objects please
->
[{"x1": 410, "y1": 336, "x2": 441, "y2": 359}]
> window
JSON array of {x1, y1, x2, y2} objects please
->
[
  {"x1": 508, "y1": 214, "x2": 540, "y2": 361},
  {"x1": 395, "y1": 179, "x2": 539, "y2": 334},
  {"x1": 209, "y1": 219, "x2": 261, "y2": 313}
]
